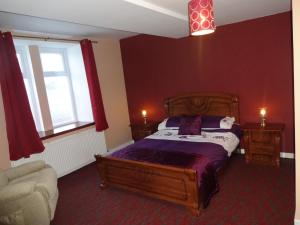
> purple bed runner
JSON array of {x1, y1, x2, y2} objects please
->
[{"x1": 111, "y1": 138, "x2": 229, "y2": 208}]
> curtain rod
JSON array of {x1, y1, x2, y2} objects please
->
[{"x1": 12, "y1": 34, "x2": 98, "y2": 44}]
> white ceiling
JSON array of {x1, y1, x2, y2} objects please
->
[
  {"x1": 0, "y1": 12, "x2": 137, "y2": 39},
  {"x1": 0, "y1": 0, "x2": 291, "y2": 39}
]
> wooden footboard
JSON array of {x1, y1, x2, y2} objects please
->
[{"x1": 94, "y1": 155, "x2": 201, "y2": 215}]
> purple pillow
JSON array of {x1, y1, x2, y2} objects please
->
[
  {"x1": 178, "y1": 115, "x2": 202, "y2": 135},
  {"x1": 166, "y1": 116, "x2": 181, "y2": 128},
  {"x1": 202, "y1": 115, "x2": 224, "y2": 128}
]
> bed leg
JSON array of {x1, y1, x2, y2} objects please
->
[
  {"x1": 188, "y1": 206, "x2": 201, "y2": 216},
  {"x1": 99, "y1": 183, "x2": 107, "y2": 190}
]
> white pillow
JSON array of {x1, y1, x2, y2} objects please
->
[
  {"x1": 158, "y1": 116, "x2": 235, "y2": 130},
  {"x1": 157, "y1": 118, "x2": 179, "y2": 130},
  {"x1": 220, "y1": 117, "x2": 235, "y2": 129},
  {"x1": 201, "y1": 116, "x2": 236, "y2": 130}
]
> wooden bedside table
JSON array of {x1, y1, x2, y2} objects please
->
[
  {"x1": 130, "y1": 121, "x2": 159, "y2": 141},
  {"x1": 242, "y1": 123, "x2": 284, "y2": 167}
]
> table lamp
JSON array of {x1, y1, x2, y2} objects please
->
[
  {"x1": 260, "y1": 108, "x2": 266, "y2": 127},
  {"x1": 142, "y1": 110, "x2": 147, "y2": 124}
]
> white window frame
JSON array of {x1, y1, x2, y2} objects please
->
[
  {"x1": 14, "y1": 39, "x2": 94, "y2": 134},
  {"x1": 39, "y1": 47, "x2": 79, "y2": 128}
]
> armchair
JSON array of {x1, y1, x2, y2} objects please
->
[{"x1": 0, "y1": 161, "x2": 58, "y2": 225}]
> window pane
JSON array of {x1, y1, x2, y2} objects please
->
[
  {"x1": 40, "y1": 53, "x2": 65, "y2": 72},
  {"x1": 44, "y1": 76, "x2": 75, "y2": 126},
  {"x1": 24, "y1": 79, "x2": 40, "y2": 125},
  {"x1": 16, "y1": 53, "x2": 24, "y2": 73},
  {"x1": 23, "y1": 79, "x2": 33, "y2": 109},
  {"x1": 17, "y1": 45, "x2": 43, "y2": 131}
]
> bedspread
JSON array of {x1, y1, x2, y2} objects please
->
[{"x1": 110, "y1": 139, "x2": 229, "y2": 207}]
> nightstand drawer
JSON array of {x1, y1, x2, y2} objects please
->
[
  {"x1": 250, "y1": 153, "x2": 275, "y2": 164},
  {"x1": 130, "y1": 122, "x2": 158, "y2": 141},
  {"x1": 250, "y1": 131, "x2": 274, "y2": 144},
  {"x1": 249, "y1": 144, "x2": 275, "y2": 155},
  {"x1": 132, "y1": 130, "x2": 152, "y2": 140},
  {"x1": 243, "y1": 123, "x2": 284, "y2": 167}
]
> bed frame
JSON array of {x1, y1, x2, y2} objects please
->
[{"x1": 95, "y1": 92, "x2": 239, "y2": 215}]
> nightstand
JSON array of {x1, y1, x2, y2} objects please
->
[
  {"x1": 242, "y1": 123, "x2": 284, "y2": 167},
  {"x1": 130, "y1": 121, "x2": 159, "y2": 141}
]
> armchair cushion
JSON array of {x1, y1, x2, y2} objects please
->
[
  {"x1": 5, "y1": 161, "x2": 46, "y2": 181},
  {"x1": 0, "y1": 181, "x2": 35, "y2": 204},
  {"x1": 0, "y1": 172, "x2": 8, "y2": 187},
  {"x1": 9, "y1": 168, "x2": 57, "y2": 200},
  {"x1": 0, "y1": 210, "x2": 25, "y2": 225}
]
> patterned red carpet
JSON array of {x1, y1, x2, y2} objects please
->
[{"x1": 51, "y1": 155, "x2": 294, "y2": 225}]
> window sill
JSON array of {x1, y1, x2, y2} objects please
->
[{"x1": 39, "y1": 121, "x2": 95, "y2": 140}]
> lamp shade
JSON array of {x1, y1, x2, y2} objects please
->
[{"x1": 188, "y1": 0, "x2": 216, "y2": 36}]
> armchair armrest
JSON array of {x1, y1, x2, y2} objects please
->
[
  {"x1": 0, "y1": 181, "x2": 36, "y2": 204},
  {"x1": 4, "y1": 161, "x2": 46, "y2": 181}
]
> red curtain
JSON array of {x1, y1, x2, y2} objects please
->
[
  {"x1": 0, "y1": 32, "x2": 44, "y2": 160},
  {"x1": 80, "y1": 39, "x2": 108, "y2": 131}
]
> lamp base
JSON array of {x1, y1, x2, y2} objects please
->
[
  {"x1": 260, "y1": 118, "x2": 266, "y2": 127},
  {"x1": 143, "y1": 117, "x2": 147, "y2": 124}
]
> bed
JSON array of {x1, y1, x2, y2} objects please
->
[{"x1": 95, "y1": 92, "x2": 241, "y2": 215}]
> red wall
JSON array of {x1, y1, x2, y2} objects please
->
[{"x1": 120, "y1": 12, "x2": 294, "y2": 153}]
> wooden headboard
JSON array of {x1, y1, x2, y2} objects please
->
[{"x1": 164, "y1": 92, "x2": 240, "y2": 123}]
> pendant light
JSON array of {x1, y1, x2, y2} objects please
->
[{"x1": 188, "y1": 0, "x2": 216, "y2": 36}]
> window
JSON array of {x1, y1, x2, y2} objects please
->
[
  {"x1": 40, "y1": 48, "x2": 77, "y2": 127},
  {"x1": 14, "y1": 40, "x2": 93, "y2": 135}
]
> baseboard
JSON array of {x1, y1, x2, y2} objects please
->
[
  {"x1": 294, "y1": 219, "x2": 300, "y2": 225},
  {"x1": 59, "y1": 140, "x2": 135, "y2": 177},
  {"x1": 105, "y1": 140, "x2": 134, "y2": 156},
  {"x1": 59, "y1": 140, "x2": 133, "y2": 177},
  {"x1": 280, "y1": 152, "x2": 295, "y2": 159},
  {"x1": 58, "y1": 159, "x2": 95, "y2": 178},
  {"x1": 239, "y1": 149, "x2": 294, "y2": 159}
]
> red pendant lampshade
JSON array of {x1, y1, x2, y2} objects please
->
[{"x1": 188, "y1": 0, "x2": 216, "y2": 36}]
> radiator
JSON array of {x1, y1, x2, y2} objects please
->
[{"x1": 11, "y1": 128, "x2": 107, "y2": 177}]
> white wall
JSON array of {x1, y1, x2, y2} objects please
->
[
  {"x1": 293, "y1": 0, "x2": 300, "y2": 223},
  {"x1": 67, "y1": 45, "x2": 93, "y2": 122},
  {"x1": 0, "y1": 86, "x2": 10, "y2": 169},
  {"x1": 93, "y1": 39, "x2": 132, "y2": 150}
]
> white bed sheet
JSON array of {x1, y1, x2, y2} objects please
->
[{"x1": 146, "y1": 129, "x2": 240, "y2": 156}]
